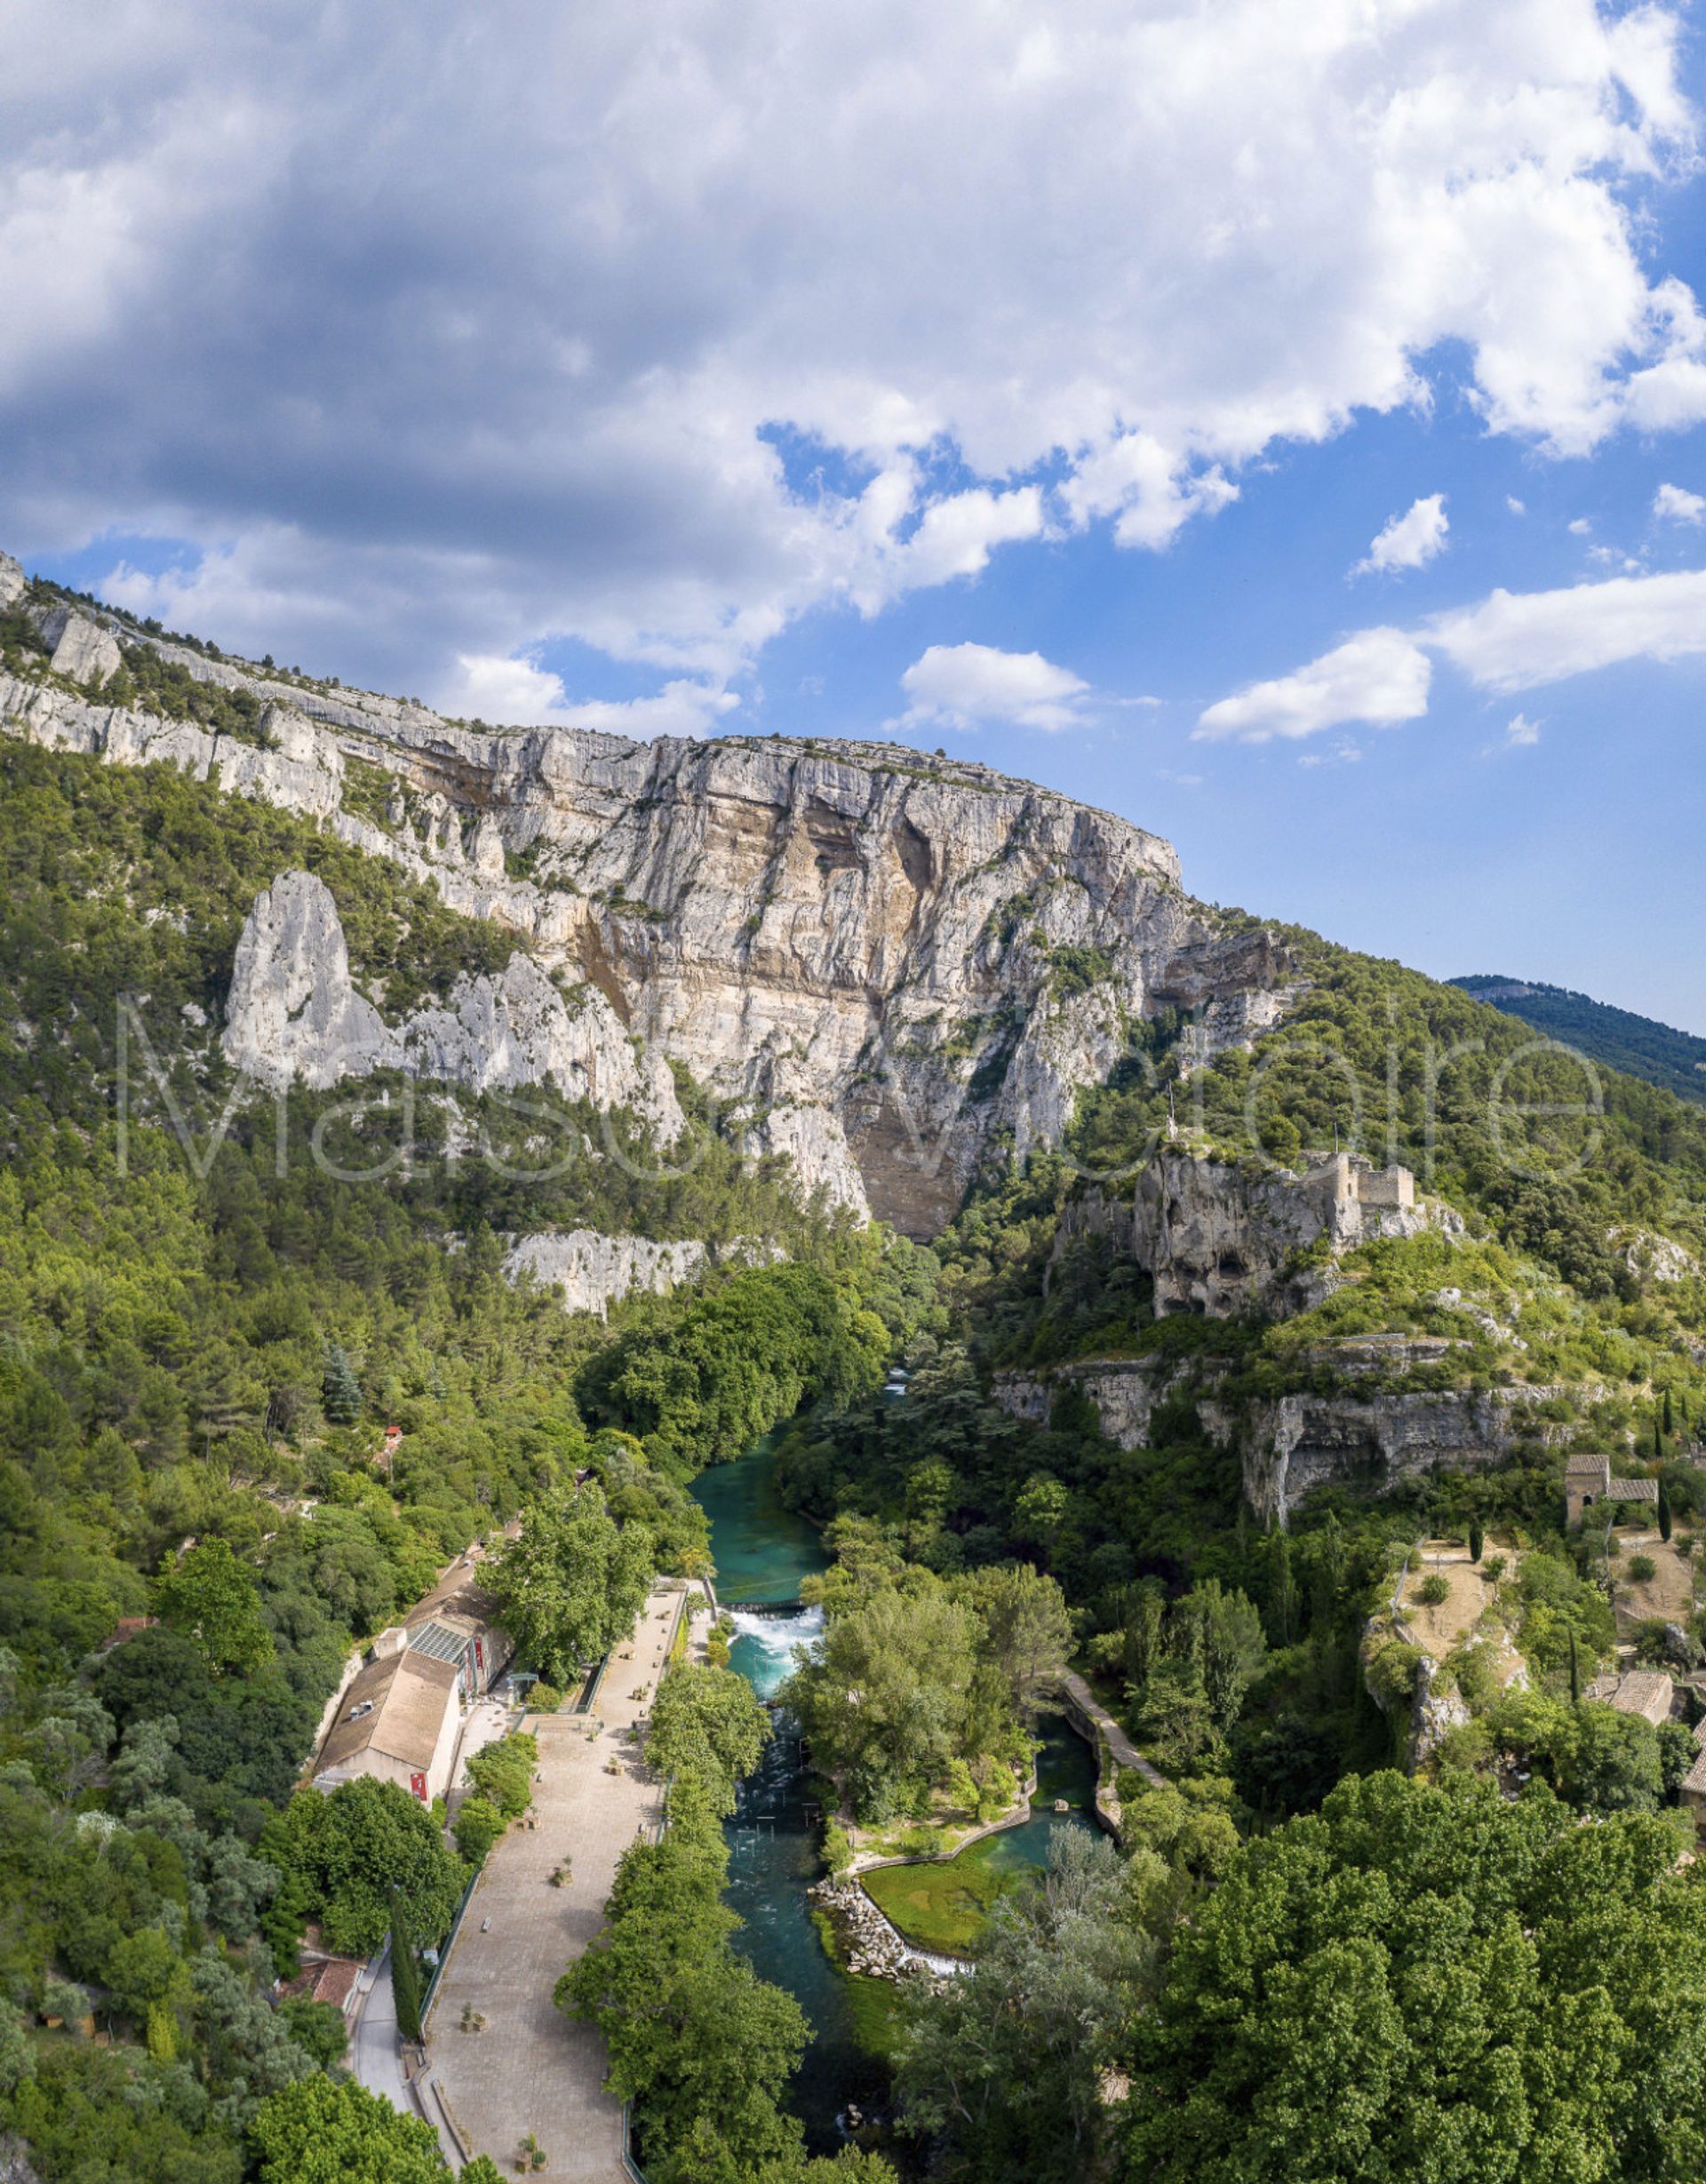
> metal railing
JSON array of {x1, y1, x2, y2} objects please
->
[{"x1": 620, "y1": 2101, "x2": 651, "y2": 2182}]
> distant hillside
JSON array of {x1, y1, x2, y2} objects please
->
[{"x1": 1452, "y1": 974, "x2": 1706, "y2": 1106}]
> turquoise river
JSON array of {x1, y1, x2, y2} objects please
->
[{"x1": 689, "y1": 1434, "x2": 1097, "y2": 2150}]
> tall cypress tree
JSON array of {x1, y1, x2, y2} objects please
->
[
  {"x1": 389, "y1": 1893, "x2": 422, "y2": 2044},
  {"x1": 1659, "y1": 1481, "x2": 1674, "y2": 1543},
  {"x1": 1468, "y1": 1518, "x2": 1484, "y2": 1566},
  {"x1": 321, "y1": 1342, "x2": 363, "y2": 1426},
  {"x1": 1568, "y1": 1626, "x2": 1581, "y2": 1708}
]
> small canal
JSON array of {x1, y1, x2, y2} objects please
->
[{"x1": 689, "y1": 1433, "x2": 1097, "y2": 2151}]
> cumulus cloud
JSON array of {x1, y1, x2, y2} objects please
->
[
  {"x1": 897, "y1": 643, "x2": 1091, "y2": 733},
  {"x1": 1200, "y1": 563, "x2": 1706, "y2": 739},
  {"x1": 1654, "y1": 482, "x2": 1706, "y2": 524},
  {"x1": 1430, "y1": 567, "x2": 1706, "y2": 690},
  {"x1": 1355, "y1": 494, "x2": 1448, "y2": 577},
  {"x1": 440, "y1": 655, "x2": 737, "y2": 738},
  {"x1": 0, "y1": 0, "x2": 1702, "y2": 690},
  {"x1": 1195, "y1": 629, "x2": 1432, "y2": 743},
  {"x1": 1504, "y1": 713, "x2": 1543, "y2": 746}
]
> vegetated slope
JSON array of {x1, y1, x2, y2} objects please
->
[
  {"x1": 1454, "y1": 971, "x2": 1706, "y2": 1108},
  {"x1": 0, "y1": 738, "x2": 930, "y2": 2182}
]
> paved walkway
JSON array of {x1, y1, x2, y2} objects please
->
[
  {"x1": 426, "y1": 1582, "x2": 699, "y2": 2180},
  {"x1": 1057, "y1": 1668, "x2": 1166, "y2": 1789}
]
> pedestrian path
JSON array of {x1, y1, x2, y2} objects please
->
[
  {"x1": 425, "y1": 1582, "x2": 700, "y2": 2180},
  {"x1": 1056, "y1": 1667, "x2": 1166, "y2": 1789}
]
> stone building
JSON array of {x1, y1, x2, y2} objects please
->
[
  {"x1": 312, "y1": 1648, "x2": 462, "y2": 1805},
  {"x1": 307, "y1": 1555, "x2": 513, "y2": 1805},
  {"x1": 1564, "y1": 1453, "x2": 1659, "y2": 1529},
  {"x1": 1593, "y1": 1669, "x2": 1675, "y2": 1726}
]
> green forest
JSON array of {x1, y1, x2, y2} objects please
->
[{"x1": 3, "y1": 727, "x2": 1706, "y2": 2181}]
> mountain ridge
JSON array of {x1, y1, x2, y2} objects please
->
[
  {"x1": 0, "y1": 547, "x2": 1291, "y2": 1233},
  {"x1": 1452, "y1": 971, "x2": 1706, "y2": 1108}
]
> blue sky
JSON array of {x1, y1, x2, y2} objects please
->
[{"x1": 7, "y1": 2, "x2": 1706, "y2": 1028}]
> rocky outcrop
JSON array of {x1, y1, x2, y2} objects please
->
[
  {"x1": 223, "y1": 871, "x2": 396, "y2": 1088},
  {"x1": 503, "y1": 1231, "x2": 707, "y2": 1317},
  {"x1": 0, "y1": 581, "x2": 1301, "y2": 1231},
  {"x1": 743, "y1": 1102, "x2": 871, "y2": 1220},
  {"x1": 0, "y1": 554, "x2": 26, "y2": 609},
  {"x1": 1130, "y1": 1147, "x2": 1463, "y2": 1319},
  {"x1": 992, "y1": 1356, "x2": 1171, "y2": 1450},
  {"x1": 1408, "y1": 1654, "x2": 1473, "y2": 1768},
  {"x1": 222, "y1": 870, "x2": 684, "y2": 1137},
  {"x1": 30, "y1": 604, "x2": 123, "y2": 687},
  {"x1": 0, "y1": 672, "x2": 347, "y2": 819},
  {"x1": 1610, "y1": 1226, "x2": 1700, "y2": 1285},
  {"x1": 1229, "y1": 1383, "x2": 1582, "y2": 1527}
]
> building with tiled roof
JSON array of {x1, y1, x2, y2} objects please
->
[
  {"x1": 1565, "y1": 1454, "x2": 1659, "y2": 1527},
  {"x1": 312, "y1": 1647, "x2": 461, "y2": 1805},
  {"x1": 1602, "y1": 1670, "x2": 1675, "y2": 1726}
]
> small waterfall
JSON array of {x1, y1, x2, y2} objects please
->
[{"x1": 728, "y1": 1603, "x2": 823, "y2": 1702}]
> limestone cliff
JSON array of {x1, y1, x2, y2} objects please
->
[
  {"x1": 502, "y1": 1231, "x2": 707, "y2": 1318},
  {"x1": 1219, "y1": 1383, "x2": 1582, "y2": 1528},
  {"x1": 0, "y1": 570, "x2": 1299, "y2": 1231},
  {"x1": 1130, "y1": 1147, "x2": 1463, "y2": 1319},
  {"x1": 1048, "y1": 1145, "x2": 1463, "y2": 1319},
  {"x1": 502, "y1": 1229, "x2": 785, "y2": 1317},
  {"x1": 223, "y1": 870, "x2": 684, "y2": 1139}
]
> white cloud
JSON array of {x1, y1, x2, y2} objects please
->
[
  {"x1": 1654, "y1": 482, "x2": 1706, "y2": 524},
  {"x1": 1195, "y1": 628, "x2": 1431, "y2": 743},
  {"x1": 0, "y1": 0, "x2": 1702, "y2": 686},
  {"x1": 1567, "y1": 517, "x2": 1593, "y2": 536},
  {"x1": 1507, "y1": 497, "x2": 1527, "y2": 515},
  {"x1": 1431, "y1": 567, "x2": 1706, "y2": 690},
  {"x1": 1355, "y1": 493, "x2": 1448, "y2": 577},
  {"x1": 438, "y1": 653, "x2": 737, "y2": 738},
  {"x1": 897, "y1": 642, "x2": 1091, "y2": 733},
  {"x1": 1504, "y1": 713, "x2": 1543, "y2": 746},
  {"x1": 1203, "y1": 564, "x2": 1706, "y2": 740}
]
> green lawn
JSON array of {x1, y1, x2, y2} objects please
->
[{"x1": 860, "y1": 1837, "x2": 1023, "y2": 1955}]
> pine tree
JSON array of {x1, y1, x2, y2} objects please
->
[
  {"x1": 389, "y1": 1893, "x2": 422, "y2": 2044},
  {"x1": 1468, "y1": 1518, "x2": 1483, "y2": 1566},
  {"x1": 321, "y1": 1343, "x2": 363, "y2": 1426}
]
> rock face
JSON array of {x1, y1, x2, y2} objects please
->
[
  {"x1": 32, "y1": 604, "x2": 123, "y2": 687},
  {"x1": 223, "y1": 871, "x2": 395, "y2": 1088},
  {"x1": 1129, "y1": 1147, "x2": 1463, "y2": 1319},
  {"x1": 0, "y1": 554, "x2": 25, "y2": 609},
  {"x1": 998, "y1": 1351, "x2": 1577, "y2": 1528},
  {"x1": 1611, "y1": 1226, "x2": 1701, "y2": 1285},
  {"x1": 1230, "y1": 1383, "x2": 1579, "y2": 1527},
  {"x1": 503, "y1": 1231, "x2": 707, "y2": 1317},
  {"x1": 992, "y1": 1357, "x2": 1170, "y2": 1450},
  {"x1": 222, "y1": 870, "x2": 684, "y2": 1137},
  {"x1": 0, "y1": 595, "x2": 1301, "y2": 1231},
  {"x1": 744, "y1": 1102, "x2": 871, "y2": 1220}
]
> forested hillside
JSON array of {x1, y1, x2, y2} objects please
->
[
  {"x1": 1455, "y1": 971, "x2": 1706, "y2": 1108},
  {"x1": 0, "y1": 740, "x2": 928, "y2": 2180},
  {"x1": 4, "y1": 701, "x2": 1706, "y2": 2180}
]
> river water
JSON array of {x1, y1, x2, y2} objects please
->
[{"x1": 690, "y1": 1433, "x2": 1096, "y2": 2150}]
